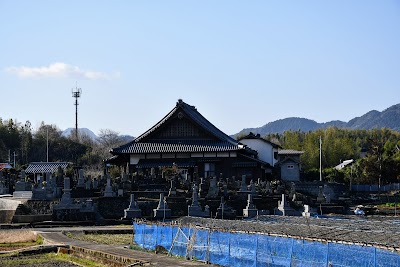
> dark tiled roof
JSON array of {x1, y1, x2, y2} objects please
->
[
  {"x1": 239, "y1": 153, "x2": 270, "y2": 166},
  {"x1": 278, "y1": 149, "x2": 304, "y2": 155},
  {"x1": 25, "y1": 162, "x2": 70, "y2": 174},
  {"x1": 136, "y1": 159, "x2": 196, "y2": 169},
  {"x1": 238, "y1": 132, "x2": 282, "y2": 148},
  {"x1": 112, "y1": 141, "x2": 241, "y2": 154},
  {"x1": 134, "y1": 99, "x2": 239, "y2": 145}
]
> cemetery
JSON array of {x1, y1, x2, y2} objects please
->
[
  {"x1": 1, "y1": 99, "x2": 400, "y2": 266},
  {"x1": 0, "y1": 99, "x2": 395, "y2": 226}
]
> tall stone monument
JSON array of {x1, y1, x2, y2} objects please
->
[
  {"x1": 274, "y1": 194, "x2": 295, "y2": 216},
  {"x1": 153, "y1": 193, "x2": 171, "y2": 219},
  {"x1": 188, "y1": 184, "x2": 210, "y2": 217},
  {"x1": 123, "y1": 194, "x2": 142, "y2": 219},
  {"x1": 103, "y1": 177, "x2": 114, "y2": 197},
  {"x1": 77, "y1": 169, "x2": 85, "y2": 188},
  {"x1": 243, "y1": 194, "x2": 258, "y2": 218}
]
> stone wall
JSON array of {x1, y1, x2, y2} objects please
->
[
  {"x1": 14, "y1": 200, "x2": 59, "y2": 215},
  {"x1": 0, "y1": 198, "x2": 23, "y2": 224},
  {"x1": 294, "y1": 182, "x2": 347, "y2": 200},
  {"x1": 0, "y1": 210, "x2": 16, "y2": 224},
  {"x1": 97, "y1": 197, "x2": 130, "y2": 219},
  {"x1": 12, "y1": 214, "x2": 53, "y2": 223}
]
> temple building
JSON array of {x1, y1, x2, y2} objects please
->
[{"x1": 108, "y1": 99, "x2": 269, "y2": 180}]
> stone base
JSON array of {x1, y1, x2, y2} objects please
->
[
  {"x1": 188, "y1": 206, "x2": 209, "y2": 217},
  {"x1": 153, "y1": 208, "x2": 171, "y2": 219},
  {"x1": 103, "y1": 190, "x2": 114, "y2": 197},
  {"x1": 274, "y1": 207, "x2": 296, "y2": 216},
  {"x1": 243, "y1": 208, "x2": 258, "y2": 218},
  {"x1": 216, "y1": 208, "x2": 236, "y2": 219},
  {"x1": 12, "y1": 191, "x2": 32, "y2": 199},
  {"x1": 124, "y1": 209, "x2": 142, "y2": 219}
]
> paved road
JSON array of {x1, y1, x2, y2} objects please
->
[{"x1": 35, "y1": 226, "x2": 215, "y2": 267}]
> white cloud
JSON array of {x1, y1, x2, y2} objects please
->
[{"x1": 4, "y1": 62, "x2": 120, "y2": 80}]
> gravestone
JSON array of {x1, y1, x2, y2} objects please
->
[
  {"x1": 14, "y1": 172, "x2": 33, "y2": 198},
  {"x1": 240, "y1": 175, "x2": 248, "y2": 192},
  {"x1": 206, "y1": 177, "x2": 219, "y2": 199},
  {"x1": 153, "y1": 193, "x2": 171, "y2": 219},
  {"x1": 93, "y1": 177, "x2": 98, "y2": 189},
  {"x1": 103, "y1": 177, "x2": 114, "y2": 197},
  {"x1": 59, "y1": 177, "x2": 73, "y2": 206},
  {"x1": 37, "y1": 175, "x2": 42, "y2": 185},
  {"x1": 324, "y1": 193, "x2": 331, "y2": 204},
  {"x1": 123, "y1": 194, "x2": 142, "y2": 219},
  {"x1": 77, "y1": 169, "x2": 85, "y2": 188},
  {"x1": 85, "y1": 179, "x2": 91, "y2": 190},
  {"x1": 188, "y1": 184, "x2": 210, "y2": 217},
  {"x1": 317, "y1": 186, "x2": 325, "y2": 203},
  {"x1": 274, "y1": 194, "x2": 295, "y2": 216},
  {"x1": 250, "y1": 180, "x2": 257, "y2": 196},
  {"x1": 302, "y1": 204, "x2": 315, "y2": 217},
  {"x1": 243, "y1": 194, "x2": 258, "y2": 218},
  {"x1": 223, "y1": 184, "x2": 228, "y2": 197},
  {"x1": 20, "y1": 170, "x2": 26, "y2": 181},
  {"x1": 168, "y1": 179, "x2": 176, "y2": 197},
  {"x1": 216, "y1": 196, "x2": 236, "y2": 219}
]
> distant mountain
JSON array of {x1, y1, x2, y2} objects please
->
[
  {"x1": 62, "y1": 128, "x2": 135, "y2": 143},
  {"x1": 62, "y1": 128, "x2": 98, "y2": 141},
  {"x1": 120, "y1": 135, "x2": 135, "y2": 143},
  {"x1": 234, "y1": 103, "x2": 400, "y2": 137}
]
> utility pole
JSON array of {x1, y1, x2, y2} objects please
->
[
  {"x1": 319, "y1": 136, "x2": 322, "y2": 182},
  {"x1": 13, "y1": 151, "x2": 16, "y2": 167},
  {"x1": 72, "y1": 83, "x2": 82, "y2": 140},
  {"x1": 46, "y1": 126, "x2": 49, "y2": 162}
]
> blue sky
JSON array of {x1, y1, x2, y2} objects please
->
[{"x1": 1, "y1": 1, "x2": 399, "y2": 137}]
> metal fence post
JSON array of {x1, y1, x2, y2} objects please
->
[
  {"x1": 228, "y1": 233, "x2": 231, "y2": 266},
  {"x1": 289, "y1": 238, "x2": 294, "y2": 266},
  {"x1": 326, "y1": 242, "x2": 330, "y2": 266},
  {"x1": 206, "y1": 229, "x2": 210, "y2": 264},
  {"x1": 255, "y1": 234, "x2": 258, "y2": 267},
  {"x1": 155, "y1": 224, "x2": 159, "y2": 247}
]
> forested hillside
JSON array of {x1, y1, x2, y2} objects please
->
[
  {"x1": 235, "y1": 103, "x2": 400, "y2": 136},
  {"x1": 264, "y1": 127, "x2": 400, "y2": 185},
  {"x1": 0, "y1": 118, "x2": 126, "y2": 173}
]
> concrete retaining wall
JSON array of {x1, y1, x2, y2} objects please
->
[
  {"x1": 12, "y1": 214, "x2": 53, "y2": 223},
  {"x1": 0, "y1": 198, "x2": 23, "y2": 223}
]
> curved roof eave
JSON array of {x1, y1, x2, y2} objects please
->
[{"x1": 132, "y1": 99, "x2": 240, "y2": 146}]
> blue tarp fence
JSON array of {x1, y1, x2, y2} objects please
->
[{"x1": 133, "y1": 223, "x2": 400, "y2": 267}]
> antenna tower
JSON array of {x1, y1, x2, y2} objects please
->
[{"x1": 72, "y1": 83, "x2": 82, "y2": 140}]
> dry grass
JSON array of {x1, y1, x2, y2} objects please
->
[
  {"x1": 0, "y1": 230, "x2": 37, "y2": 244},
  {"x1": 66, "y1": 232, "x2": 133, "y2": 245}
]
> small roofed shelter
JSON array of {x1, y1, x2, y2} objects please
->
[
  {"x1": 25, "y1": 162, "x2": 70, "y2": 182},
  {"x1": 0, "y1": 163, "x2": 13, "y2": 171},
  {"x1": 277, "y1": 149, "x2": 304, "y2": 181},
  {"x1": 109, "y1": 99, "x2": 269, "y2": 180}
]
